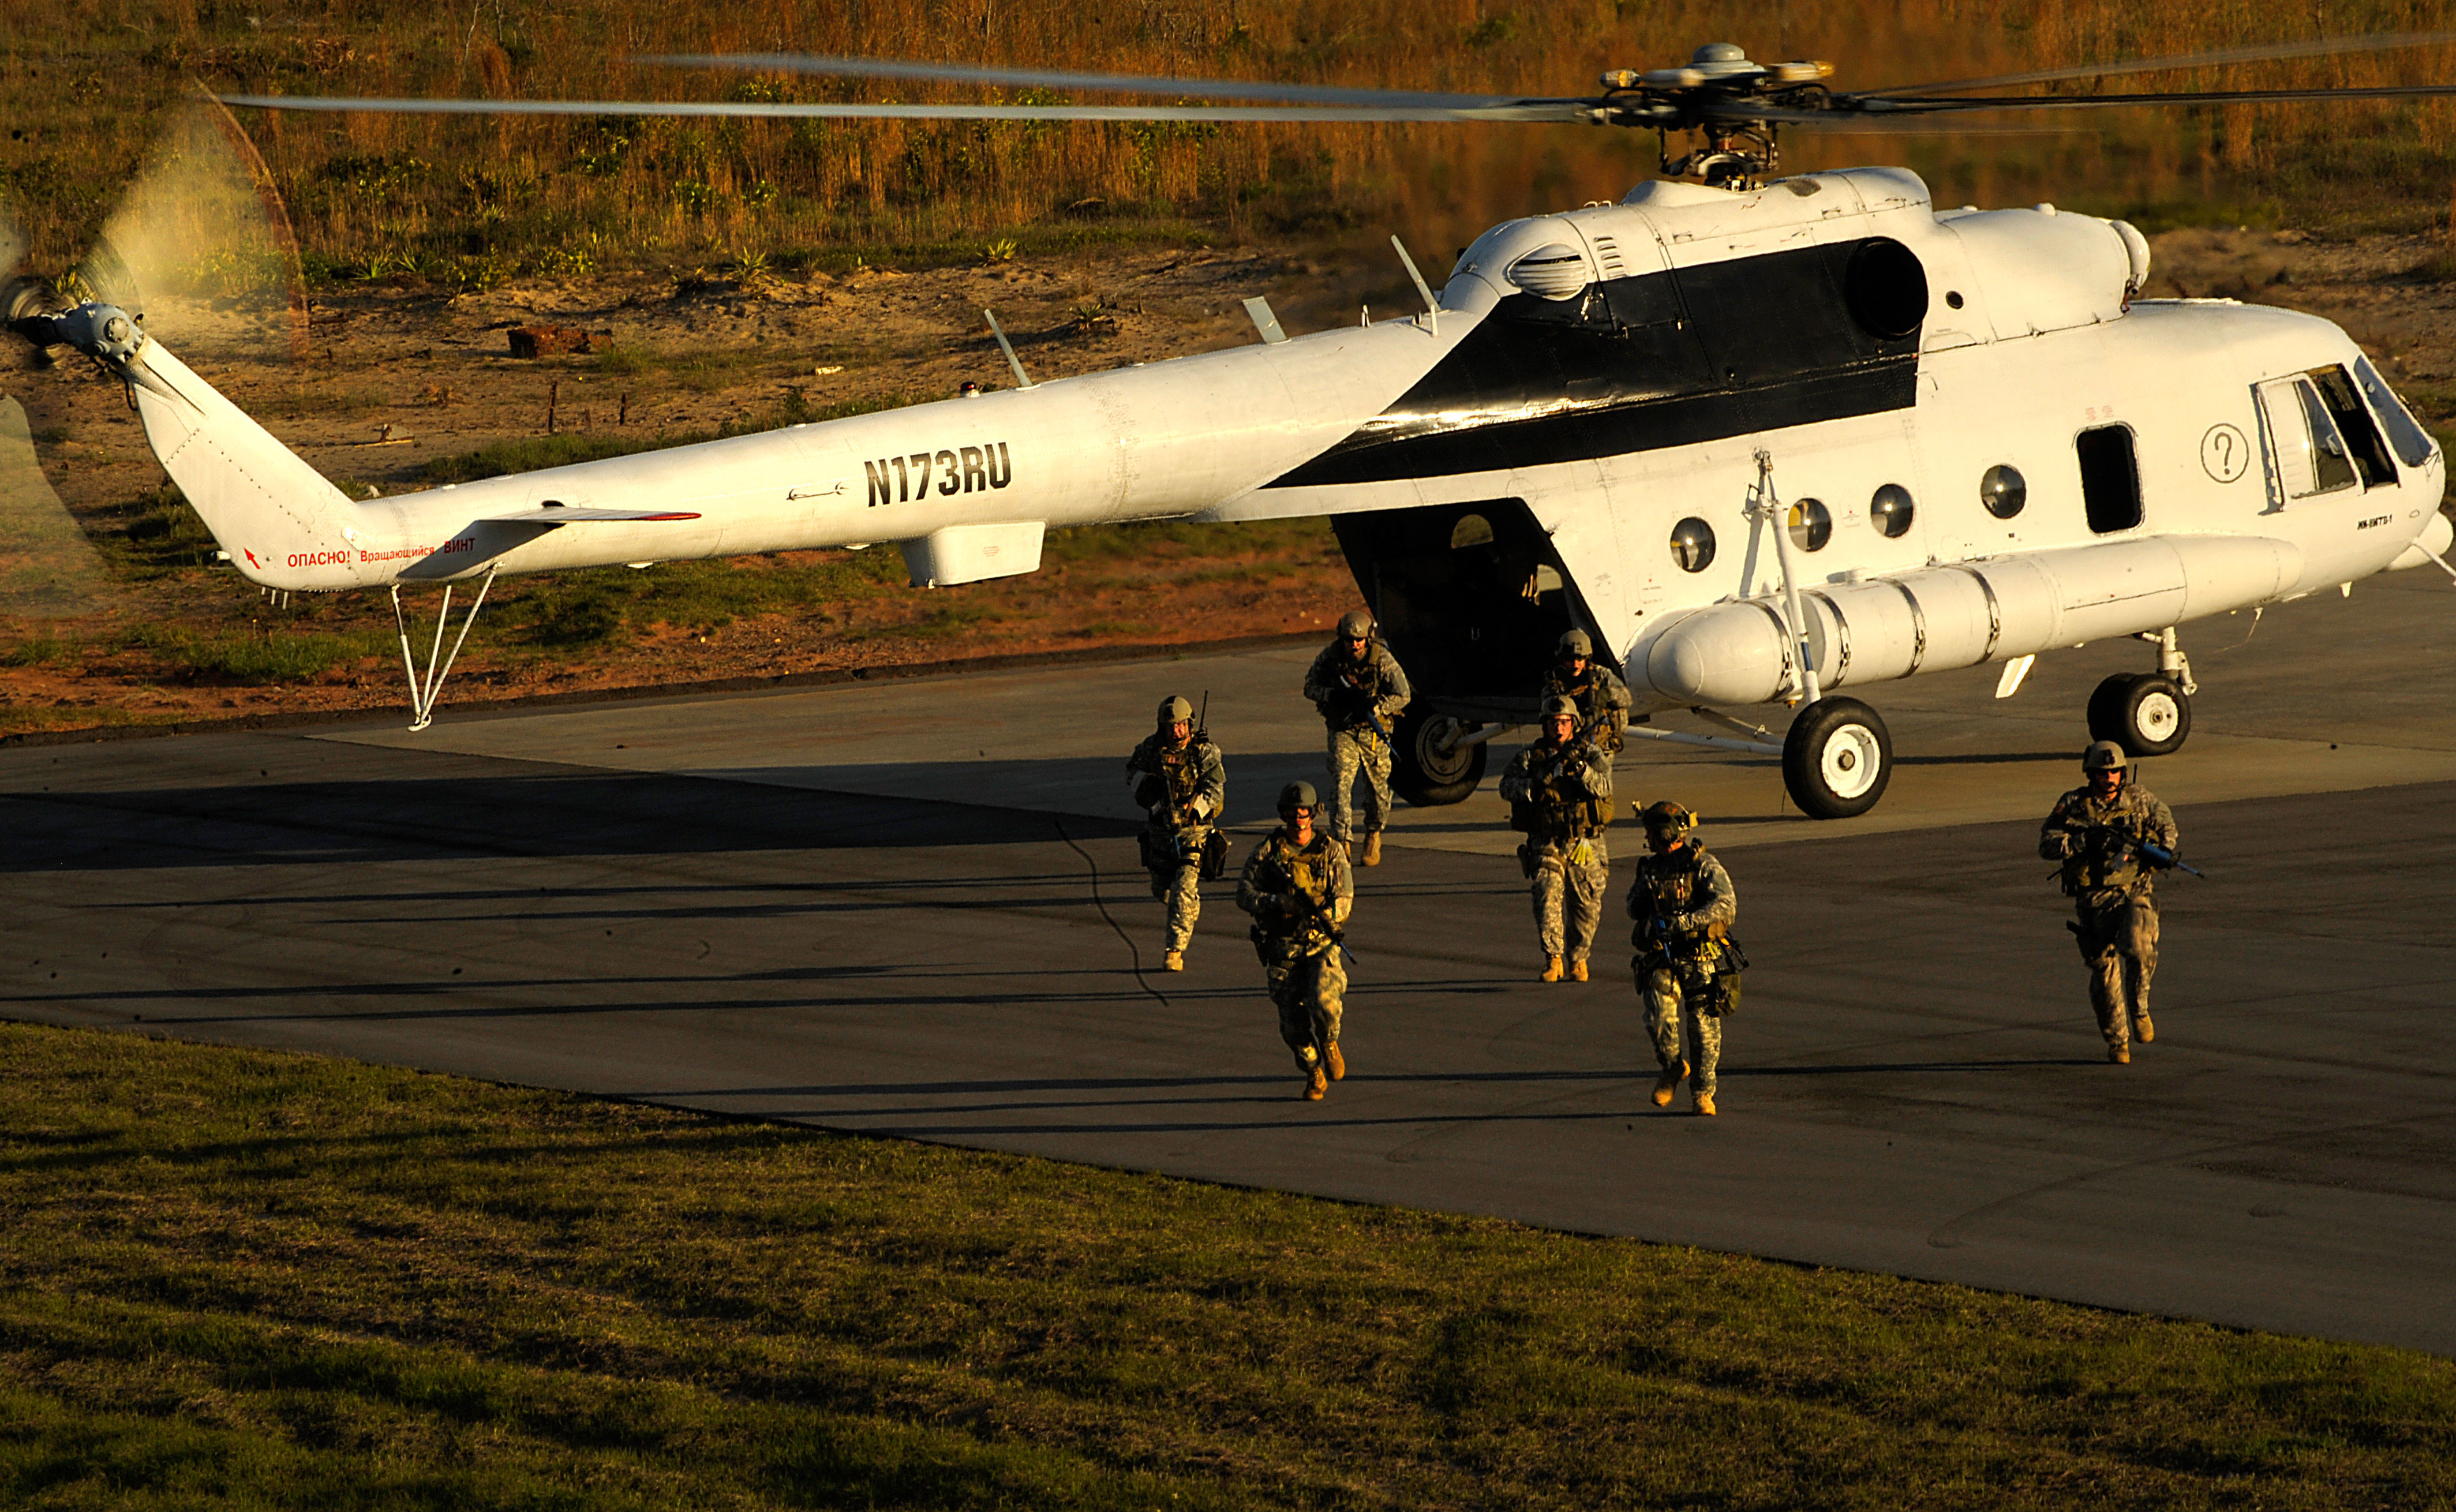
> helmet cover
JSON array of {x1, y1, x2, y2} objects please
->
[{"x1": 1641, "y1": 800, "x2": 1697, "y2": 841}]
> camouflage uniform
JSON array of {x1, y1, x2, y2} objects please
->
[
  {"x1": 1125, "y1": 729, "x2": 1227, "y2": 955},
  {"x1": 1540, "y1": 661, "x2": 1634, "y2": 755},
  {"x1": 1498, "y1": 733, "x2": 1616, "y2": 969},
  {"x1": 2038, "y1": 781, "x2": 2178, "y2": 1056},
  {"x1": 1236, "y1": 828, "x2": 1354, "y2": 1079},
  {"x1": 1627, "y1": 843, "x2": 1739, "y2": 1101},
  {"x1": 1302, "y1": 638, "x2": 1411, "y2": 847}
]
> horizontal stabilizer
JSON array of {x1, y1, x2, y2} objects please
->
[{"x1": 480, "y1": 506, "x2": 704, "y2": 522}]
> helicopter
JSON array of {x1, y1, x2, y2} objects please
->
[{"x1": 12, "y1": 35, "x2": 2456, "y2": 816}]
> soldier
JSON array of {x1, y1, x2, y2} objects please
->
[
  {"x1": 1499, "y1": 695, "x2": 1615, "y2": 982},
  {"x1": 1302, "y1": 608, "x2": 1410, "y2": 866},
  {"x1": 1539, "y1": 628, "x2": 1633, "y2": 754},
  {"x1": 1627, "y1": 801, "x2": 1739, "y2": 1116},
  {"x1": 1124, "y1": 695, "x2": 1227, "y2": 972},
  {"x1": 1236, "y1": 780, "x2": 1355, "y2": 1101},
  {"x1": 2038, "y1": 741, "x2": 2180, "y2": 1064}
]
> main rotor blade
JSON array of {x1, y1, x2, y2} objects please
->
[
  {"x1": 215, "y1": 94, "x2": 1595, "y2": 123},
  {"x1": 1832, "y1": 82, "x2": 2456, "y2": 116},
  {"x1": 1860, "y1": 29, "x2": 2456, "y2": 98},
  {"x1": 646, "y1": 53, "x2": 1526, "y2": 110}
]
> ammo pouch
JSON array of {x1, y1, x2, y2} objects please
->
[
  {"x1": 1708, "y1": 935, "x2": 1750, "y2": 1017},
  {"x1": 1200, "y1": 829, "x2": 1230, "y2": 882}
]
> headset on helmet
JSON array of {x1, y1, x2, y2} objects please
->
[
  {"x1": 1158, "y1": 695, "x2": 1193, "y2": 725},
  {"x1": 1336, "y1": 609, "x2": 1375, "y2": 640},
  {"x1": 1558, "y1": 628, "x2": 1593, "y2": 659},
  {"x1": 1277, "y1": 780, "x2": 1320, "y2": 815},
  {"x1": 2083, "y1": 740, "x2": 2128, "y2": 775},
  {"x1": 1641, "y1": 800, "x2": 1697, "y2": 841}
]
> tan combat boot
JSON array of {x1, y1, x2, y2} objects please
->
[
  {"x1": 2135, "y1": 1013, "x2": 2155, "y2": 1043},
  {"x1": 1360, "y1": 830, "x2": 1383, "y2": 867},
  {"x1": 1304, "y1": 1062, "x2": 1328, "y2": 1101},
  {"x1": 2109, "y1": 1044, "x2": 2131, "y2": 1065},
  {"x1": 1652, "y1": 1058, "x2": 1688, "y2": 1107},
  {"x1": 1324, "y1": 1041, "x2": 1346, "y2": 1081},
  {"x1": 1541, "y1": 955, "x2": 1564, "y2": 982},
  {"x1": 1695, "y1": 1092, "x2": 1717, "y2": 1117},
  {"x1": 1162, "y1": 949, "x2": 1184, "y2": 972},
  {"x1": 1569, "y1": 958, "x2": 1589, "y2": 983}
]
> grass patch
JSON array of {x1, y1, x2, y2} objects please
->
[
  {"x1": 507, "y1": 551, "x2": 908, "y2": 648},
  {"x1": 117, "y1": 623, "x2": 391, "y2": 683},
  {"x1": 2, "y1": 1019, "x2": 2453, "y2": 1510}
]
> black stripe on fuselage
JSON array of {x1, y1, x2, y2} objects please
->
[{"x1": 1266, "y1": 239, "x2": 1922, "y2": 489}]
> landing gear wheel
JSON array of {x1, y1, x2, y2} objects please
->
[
  {"x1": 1783, "y1": 696, "x2": 1893, "y2": 819},
  {"x1": 2085, "y1": 673, "x2": 2134, "y2": 746},
  {"x1": 1392, "y1": 709, "x2": 1486, "y2": 806},
  {"x1": 2093, "y1": 672, "x2": 2191, "y2": 757}
]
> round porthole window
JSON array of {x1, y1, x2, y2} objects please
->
[
  {"x1": 1669, "y1": 517, "x2": 1716, "y2": 573},
  {"x1": 1787, "y1": 497, "x2": 1831, "y2": 552},
  {"x1": 1980, "y1": 465, "x2": 2027, "y2": 519},
  {"x1": 1870, "y1": 484, "x2": 1915, "y2": 539}
]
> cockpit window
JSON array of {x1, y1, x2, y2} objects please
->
[
  {"x1": 2352, "y1": 356, "x2": 2440, "y2": 468},
  {"x1": 2257, "y1": 376, "x2": 2358, "y2": 499},
  {"x1": 2309, "y1": 366, "x2": 2395, "y2": 487}
]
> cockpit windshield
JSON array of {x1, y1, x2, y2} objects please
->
[{"x1": 2352, "y1": 357, "x2": 2440, "y2": 468}]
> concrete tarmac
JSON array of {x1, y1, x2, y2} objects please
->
[{"x1": 5, "y1": 568, "x2": 2454, "y2": 1354}]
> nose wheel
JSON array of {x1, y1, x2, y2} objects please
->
[
  {"x1": 2087, "y1": 672, "x2": 2192, "y2": 757},
  {"x1": 1783, "y1": 696, "x2": 1893, "y2": 819}
]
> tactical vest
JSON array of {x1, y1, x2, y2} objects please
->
[
  {"x1": 2061, "y1": 795, "x2": 2151, "y2": 897},
  {"x1": 1511, "y1": 746, "x2": 1612, "y2": 839},
  {"x1": 1151, "y1": 740, "x2": 1210, "y2": 831},
  {"x1": 1256, "y1": 835, "x2": 1338, "y2": 944}
]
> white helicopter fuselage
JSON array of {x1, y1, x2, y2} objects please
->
[{"x1": 108, "y1": 165, "x2": 2444, "y2": 731}]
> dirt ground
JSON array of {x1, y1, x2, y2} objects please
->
[{"x1": 3, "y1": 222, "x2": 2453, "y2": 738}]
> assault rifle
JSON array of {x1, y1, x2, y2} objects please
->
[
  {"x1": 1277, "y1": 882, "x2": 1358, "y2": 964},
  {"x1": 2127, "y1": 835, "x2": 2205, "y2": 878},
  {"x1": 1336, "y1": 669, "x2": 1391, "y2": 741}
]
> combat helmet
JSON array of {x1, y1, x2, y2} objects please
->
[
  {"x1": 2082, "y1": 740, "x2": 2128, "y2": 776},
  {"x1": 1277, "y1": 780, "x2": 1321, "y2": 818},
  {"x1": 1541, "y1": 694, "x2": 1579, "y2": 722},
  {"x1": 1558, "y1": 628, "x2": 1593, "y2": 660},
  {"x1": 1158, "y1": 695, "x2": 1194, "y2": 725},
  {"x1": 1640, "y1": 800, "x2": 1698, "y2": 843},
  {"x1": 1336, "y1": 609, "x2": 1375, "y2": 640}
]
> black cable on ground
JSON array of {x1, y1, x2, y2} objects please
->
[{"x1": 1054, "y1": 818, "x2": 1170, "y2": 1008}]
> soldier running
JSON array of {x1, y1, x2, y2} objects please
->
[
  {"x1": 1302, "y1": 608, "x2": 1410, "y2": 866},
  {"x1": 2039, "y1": 741, "x2": 2181, "y2": 1064},
  {"x1": 1627, "y1": 801, "x2": 1739, "y2": 1117},
  {"x1": 1538, "y1": 629, "x2": 1633, "y2": 754},
  {"x1": 1125, "y1": 694, "x2": 1227, "y2": 972},
  {"x1": 1236, "y1": 781, "x2": 1355, "y2": 1101},
  {"x1": 1499, "y1": 695, "x2": 1615, "y2": 982}
]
